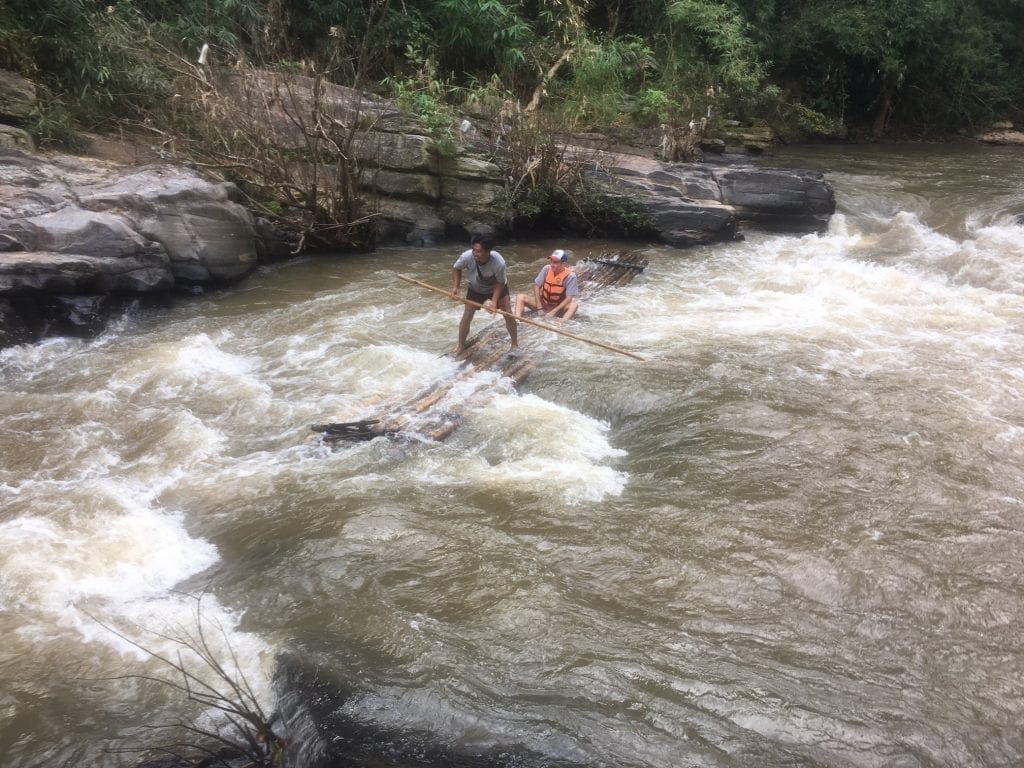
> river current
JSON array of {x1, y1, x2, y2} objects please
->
[{"x1": 2, "y1": 144, "x2": 1023, "y2": 767}]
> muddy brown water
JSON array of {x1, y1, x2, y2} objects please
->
[{"x1": 2, "y1": 143, "x2": 1024, "y2": 767}]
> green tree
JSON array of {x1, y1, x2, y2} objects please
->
[
  {"x1": 664, "y1": 0, "x2": 777, "y2": 118},
  {"x1": 779, "y1": 0, "x2": 1015, "y2": 134}
]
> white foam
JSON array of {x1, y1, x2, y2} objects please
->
[
  {"x1": 107, "y1": 332, "x2": 271, "y2": 406},
  {"x1": 584, "y1": 223, "x2": 1024, "y2": 379},
  {"x1": 0, "y1": 483, "x2": 276, "y2": 711},
  {"x1": 954, "y1": 222, "x2": 1024, "y2": 295},
  {"x1": 432, "y1": 392, "x2": 628, "y2": 504},
  {"x1": 0, "y1": 489, "x2": 217, "y2": 615}
]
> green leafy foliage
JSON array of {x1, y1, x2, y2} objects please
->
[
  {"x1": 664, "y1": 0, "x2": 779, "y2": 118},
  {"x1": 5, "y1": 0, "x2": 1024, "y2": 149},
  {"x1": 428, "y1": 0, "x2": 535, "y2": 81},
  {"x1": 545, "y1": 35, "x2": 656, "y2": 131},
  {"x1": 776, "y1": 0, "x2": 1017, "y2": 132},
  {"x1": 25, "y1": 92, "x2": 88, "y2": 149}
]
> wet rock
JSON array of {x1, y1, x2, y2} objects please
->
[
  {"x1": 0, "y1": 69, "x2": 36, "y2": 122},
  {"x1": 0, "y1": 297, "x2": 33, "y2": 346},
  {"x1": 976, "y1": 129, "x2": 1024, "y2": 145},
  {"x1": 0, "y1": 250, "x2": 173, "y2": 295},
  {"x1": 716, "y1": 166, "x2": 835, "y2": 228},
  {"x1": 0, "y1": 293, "x2": 143, "y2": 345},
  {"x1": 0, "y1": 147, "x2": 263, "y2": 346},
  {"x1": 0, "y1": 149, "x2": 258, "y2": 285},
  {"x1": 253, "y1": 216, "x2": 300, "y2": 263},
  {"x1": 590, "y1": 151, "x2": 834, "y2": 244}
]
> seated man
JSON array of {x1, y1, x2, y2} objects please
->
[{"x1": 514, "y1": 248, "x2": 579, "y2": 321}]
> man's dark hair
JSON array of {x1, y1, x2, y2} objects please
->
[{"x1": 470, "y1": 233, "x2": 494, "y2": 251}]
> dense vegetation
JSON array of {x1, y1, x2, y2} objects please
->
[
  {"x1": 1, "y1": 0, "x2": 1020, "y2": 248},
  {"x1": 2, "y1": 0, "x2": 1021, "y2": 143}
]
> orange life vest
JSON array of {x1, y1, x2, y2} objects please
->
[{"x1": 541, "y1": 265, "x2": 573, "y2": 305}]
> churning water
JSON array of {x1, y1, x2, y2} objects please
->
[{"x1": 2, "y1": 144, "x2": 1024, "y2": 767}]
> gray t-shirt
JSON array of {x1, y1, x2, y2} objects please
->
[
  {"x1": 453, "y1": 249, "x2": 508, "y2": 293},
  {"x1": 534, "y1": 264, "x2": 579, "y2": 297}
]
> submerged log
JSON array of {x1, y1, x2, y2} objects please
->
[{"x1": 313, "y1": 251, "x2": 648, "y2": 445}]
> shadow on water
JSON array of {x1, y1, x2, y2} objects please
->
[
  {"x1": 272, "y1": 655, "x2": 591, "y2": 768},
  {"x1": 133, "y1": 653, "x2": 590, "y2": 768}
]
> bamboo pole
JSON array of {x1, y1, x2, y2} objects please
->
[{"x1": 397, "y1": 274, "x2": 646, "y2": 362}]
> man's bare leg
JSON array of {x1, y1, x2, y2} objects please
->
[
  {"x1": 456, "y1": 304, "x2": 477, "y2": 354},
  {"x1": 514, "y1": 293, "x2": 527, "y2": 318},
  {"x1": 499, "y1": 294, "x2": 518, "y2": 349},
  {"x1": 515, "y1": 294, "x2": 540, "y2": 319}
]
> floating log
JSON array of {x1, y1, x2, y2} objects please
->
[{"x1": 314, "y1": 251, "x2": 648, "y2": 445}]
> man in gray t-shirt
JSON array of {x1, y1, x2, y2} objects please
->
[{"x1": 450, "y1": 234, "x2": 518, "y2": 355}]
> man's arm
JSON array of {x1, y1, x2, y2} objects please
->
[
  {"x1": 451, "y1": 267, "x2": 462, "y2": 296},
  {"x1": 564, "y1": 271, "x2": 580, "y2": 298},
  {"x1": 488, "y1": 283, "x2": 503, "y2": 313},
  {"x1": 533, "y1": 266, "x2": 546, "y2": 306}
]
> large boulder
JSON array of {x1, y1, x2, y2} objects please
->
[
  {"x1": 0, "y1": 70, "x2": 36, "y2": 123},
  {"x1": 0, "y1": 250, "x2": 172, "y2": 295},
  {"x1": 0, "y1": 150, "x2": 259, "y2": 285},
  {"x1": 0, "y1": 148, "x2": 261, "y2": 346},
  {"x1": 592, "y1": 150, "x2": 833, "y2": 244},
  {"x1": 715, "y1": 167, "x2": 835, "y2": 228}
]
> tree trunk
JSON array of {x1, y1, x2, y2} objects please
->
[
  {"x1": 872, "y1": 82, "x2": 895, "y2": 137},
  {"x1": 524, "y1": 50, "x2": 572, "y2": 114}
]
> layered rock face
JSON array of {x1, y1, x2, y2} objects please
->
[
  {"x1": 0, "y1": 149, "x2": 261, "y2": 345},
  {"x1": 217, "y1": 72, "x2": 834, "y2": 248},
  {"x1": 592, "y1": 153, "x2": 834, "y2": 246}
]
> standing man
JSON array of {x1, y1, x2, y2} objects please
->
[
  {"x1": 514, "y1": 248, "x2": 579, "y2": 320},
  {"x1": 451, "y1": 234, "x2": 518, "y2": 355}
]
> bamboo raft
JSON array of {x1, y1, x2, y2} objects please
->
[{"x1": 311, "y1": 251, "x2": 649, "y2": 445}]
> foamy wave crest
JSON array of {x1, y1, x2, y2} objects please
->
[
  {"x1": 0, "y1": 334, "x2": 80, "y2": 375},
  {"x1": 587, "y1": 224, "x2": 1023, "y2": 381},
  {"x1": 440, "y1": 392, "x2": 628, "y2": 503},
  {"x1": 0, "y1": 490, "x2": 217, "y2": 616},
  {"x1": 953, "y1": 222, "x2": 1024, "y2": 295},
  {"x1": 839, "y1": 208, "x2": 1024, "y2": 296},
  {"x1": 327, "y1": 345, "x2": 460, "y2": 401},
  {"x1": 108, "y1": 332, "x2": 272, "y2": 410},
  {"x1": 0, "y1": 485, "x2": 276, "y2": 710},
  {"x1": 843, "y1": 210, "x2": 959, "y2": 270}
]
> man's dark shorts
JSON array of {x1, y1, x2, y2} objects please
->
[{"x1": 467, "y1": 284, "x2": 509, "y2": 305}]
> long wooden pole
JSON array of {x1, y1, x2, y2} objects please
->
[{"x1": 397, "y1": 274, "x2": 645, "y2": 362}]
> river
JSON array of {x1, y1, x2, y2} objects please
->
[{"x1": 2, "y1": 143, "x2": 1023, "y2": 767}]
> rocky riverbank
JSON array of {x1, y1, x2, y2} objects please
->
[
  {"x1": 0, "y1": 148, "x2": 300, "y2": 346},
  {"x1": 0, "y1": 68, "x2": 838, "y2": 348},
  {"x1": 0, "y1": 143, "x2": 834, "y2": 348}
]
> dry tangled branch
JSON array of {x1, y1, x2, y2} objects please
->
[{"x1": 80, "y1": 592, "x2": 286, "y2": 768}]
